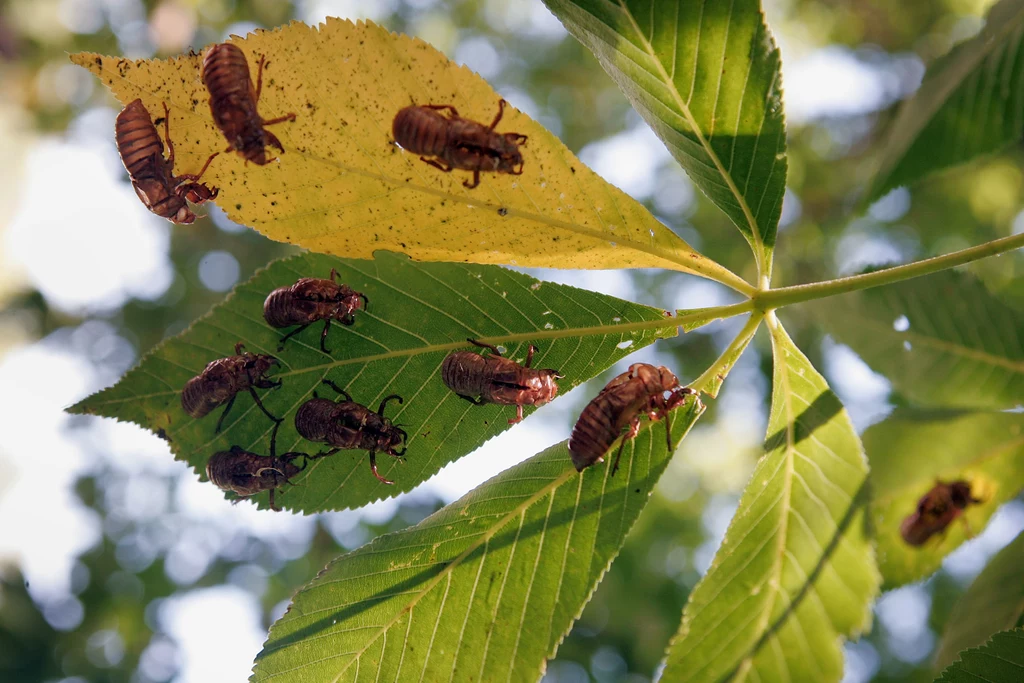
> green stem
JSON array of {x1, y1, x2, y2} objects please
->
[
  {"x1": 688, "y1": 313, "x2": 763, "y2": 395},
  {"x1": 754, "y1": 232, "x2": 1024, "y2": 310}
]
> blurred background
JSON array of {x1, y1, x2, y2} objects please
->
[{"x1": 1, "y1": 0, "x2": 1023, "y2": 681}]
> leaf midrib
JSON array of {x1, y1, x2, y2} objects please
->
[{"x1": 610, "y1": 0, "x2": 767, "y2": 277}]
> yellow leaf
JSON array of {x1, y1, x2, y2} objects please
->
[{"x1": 70, "y1": 19, "x2": 752, "y2": 294}]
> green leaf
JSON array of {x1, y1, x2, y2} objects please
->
[
  {"x1": 70, "y1": 251, "x2": 682, "y2": 514},
  {"x1": 870, "y1": 0, "x2": 1024, "y2": 200},
  {"x1": 251, "y1": 399, "x2": 704, "y2": 682},
  {"x1": 662, "y1": 318, "x2": 879, "y2": 683},
  {"x1": 70, "y1": 20, "x2": 754, "y2": 295},
  {"x1": 936, "y1": 530, "x2": 1024, "y2": 669},
  {"x1": 542, "y1": 0, "x2": 787, "y2": 279},
  {"x1": 935, "y1": 628, "x2": 1024, "y2": 683},
  {"x1": 868, "y1": 408, "x2": 1024, "y2": 588},
  {"x1": 818, "y1": 270, "x2": 1024, "y2": 410}
]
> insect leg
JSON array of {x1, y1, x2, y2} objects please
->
[
  {"x1": 263, "y1": 129, "x2": 284, "y2": 154},
  {"x1": 611, "y1": 419, "x2": 641, "y2": 477},
  {"x1": 467, "y1": 338, "x2": 503, "y2": 356},
  {"x1": 312, "y1": 447, "x2": 340, "y2": 459},
  {"x1": 463, "y1": 170, "x2": 481, "y2": 189},
  {"x1": 358, "y1": 293, "x2": 369, "y2": 311},
  {"x1": 329, "y1": 268, "x2": 339, "y2": 282},
  {"x1": 262, "y1": 113, "x2": 297, "y2": 127},
  {"x1": 508, "y1": 405, "x2": 524, "y2": 425},
  {"x1": 420, "y1": 157, "x2": 454, "y2": 173},
  {"x1": 377, "y1": 394, "x2": 404, "y2": 416},
  {"x1": 174, "y1": 151, "x2": 220, "y2": 184},
  {"x1": 320, "y1": 379, "x2": 353, "y2": 402},
  {"x1": 277, "y1": 323, "x2": 311, "y2": 351},
  {"x1": 320, "y1": 319, "x2": 333, "y2": 354},
  {"x1": 524, "y1": 344, "x2": 536, "y2": 368},
  {"x1": 161, "y1": 102, "x2": 175, "y2": 166},
  {"x1": 268, "y1": 488, "x2": 278, "y2": 511},
  {"x1": 368, "y1": 452, "x2": 395, "y2": 485},
  {"x1": 214, "y1": 394, "x2": 237, "y2": 434},
  {"x1": 456, "y1": 394, "x2": 487, "y2": 406},
  {"x1": 248, "y1": 386, "x2": 283, "y2": 424},
  {"x1": 488, "y1": 99, "x2": 507, "y2": 131},
  {"x1": 424, "y1": 104, "x2": 460, "y2": 118},
  {"x1": 664, "y1": 409, "x2": 675, "y2": 455}
]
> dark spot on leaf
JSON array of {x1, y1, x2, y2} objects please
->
[
  {"x1": 235, "y1": 204, "x2": 242, "y2": 210},
  {"x1": 497, "y1": 208, "x2": 507, "y2": 216}
]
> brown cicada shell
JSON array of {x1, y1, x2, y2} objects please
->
[
  {"x1": 900, "y1": 480, "x2": 980, "y2": 547},
  {"x1": 294, "y1": 380, "x2": 407, "y2": 485},
  {"x1": 263, "y1": 268, "x2": 369, "y2": 353},
  {"x1": 181, "y1": 342, "x2": 282, "y2": 433},
  {"x1": 392, "y1": 99, "x2": 526, "y2": 189},
  {"x1": 115, "y1": 99, "x2": 219, "y2": 224},
  {"x1": 206, "y1": 421, "x2": 315, "y2": 511},
  {"x1": 569, "y1": 363, "x2": 699, "y2": 475},
  {"x1": 441, "y1": 339, "x2": 561, "y2": 424},
  {"x1": 202, "y1": 43, "x2": 297, "y2": 165}
]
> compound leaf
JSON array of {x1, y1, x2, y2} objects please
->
[
  {"x1": 70, "y1": 19, "x2": 750, "y2": 293},
  {"x1": 252, "y1": 399, "x2": 703, "y2": 682},
  {"x1": 543, "y1": 0, "x2": 787, "y2": 278},
  {"x1": 662, "y1": 318, "x2": 879, "y2": 682},
  {"x1": 69, "y1": 251, "x2": 680, "y2": 513}
]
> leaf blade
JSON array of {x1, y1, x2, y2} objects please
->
[
  {"x1": 542, "y1": 0, "x2": 788, "y2": 277},
  {"x1": 869, "y1": 0, "x2": 1024, "y2": 200},
  {"x1": 935, "y1": 530, "x2": 1024, "y2": 669},
  {"x1": 817, "y1": 270, "x2": 1024, "y2": 410},
  {"x1": 867, "y1": 408, "x2": 1024, "y2": 588},
  {"x1": 935, "y1": 628, "x2": 1024, "y2": 683},
  {"x1": 251, "y1": 400, "x2": 704, "y2": 682},
  {"x1": 70, "y1": 251, "x2": 680, "y2": 514},
  {"x1": 69, "y1": 19, "x2": 751, "y2": 293},
  {"x1": 662, "y1": 317, "x2": 879, "y2": 682}
]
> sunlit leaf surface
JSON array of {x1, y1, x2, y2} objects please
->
[
  {"x1": 867, "y1": 408, "x2": 1024, "y2": 588},
  {"x1": 543, "y1": 0, "x2": 787, "y2": 277},
  {"x1": 935, "y1": 530, "x2": 1024, "y2": 668},
  {"x1": 935, "y1": 628, "x2": 1024, "y2": 683},
  {"x1": 252, "y1": 401, "x2": 703, "y2": 682},
  {"x1": 69, "y1": 19, "x2": 751, "y2": 292},
  {"x1": 818, "y1": 270, "x2": 1024, "y2": 410},
  {"x1": 70, "y1": 252, "x2": 680, "y2": 513},
  {"x1": 870, "y1": 0, "x2": 1024, "y2": 199},
  {"x1": 662, "y1": 318, "x2": 878, "y2": 682}
]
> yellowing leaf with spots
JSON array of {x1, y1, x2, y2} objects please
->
[{"x1": 70, "y1": 19, "x2": 751, "y2": 294}]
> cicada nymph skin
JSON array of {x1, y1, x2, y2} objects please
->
[
  {"x1": 392, "y1": 99, "x2": 527, "y2": 189},
  {"x1": 441, "y1": 339, "x2": 561, "y2": 424},
  {"x1": 206, "y1": 421, "x2": 315, "y2": 511},
  {"x1": 568, "y1": 363, "x2": 699, "y2": 475},
  {"x1": 900, "y1": 479, "x2": 980, "y2": 547},
  {"x1": 181, "y1": 342, "x2": 282, "y2": 433},
  {"x1": 263, "y1": 268, "x2": 369, "y2": 353},
  {"x1": 294, "y1": 380, "x2": 407, "y2": 485},
  {"x1": 202, "y1": 43, "x2": 297, "y2": 165},
  {"x1": 115, "y1": 99, "x2": 219, "y2": 224}
]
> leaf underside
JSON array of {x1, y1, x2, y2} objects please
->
[
  {"x1": 543, "y1": 0, "x2": 788, "y2": 277},
  {"x1": 70, "y1": 251, "x2": 677, "y2": 514},
  {"x1": 866, "y1": 408, "x2": 1024, "y2": 588},
  {"x1": 662, "y1": 320, "x2": 879, "y2": 682},
  {"x1": 870, "y1": 0, "x2": 1024, "y2": 200},
  {"x1": 935, "y1": 628, "x2": 1024, "y2": 683},
  {"x1": 935, "y1": 530, "x2": 1024, "y2": 668},
  {"x1": 818, "y1": 270, "x2": 1024, "y2": 411},
  {"x1": 70, "y1": 19, "x2": 748, "y2": 290},
  {"x1": 252, "y1": 401, "x2": 703, "y2": 683}
]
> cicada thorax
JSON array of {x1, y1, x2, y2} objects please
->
[
  {"x1": 899, "y1": 479, "x2": 980, "y2": 547},
  {"x1": 293, "y1": 381, "x2": 407, "y2": 484},
  {"x1": 202, "y1": 42, "x2": 296, "y2": 165},
  {"x1": 392, "y1": 99, "x2": 526, "y2": 188},
  {"x1": 180, "y1": 342, "x2": 282, "y2": 433},
  {"x1": 441, "y1": 340, "x2": 560, "y2": 424},
  {"x1": 568, "y1": 363, "x2": 695, "y2": 474}
]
